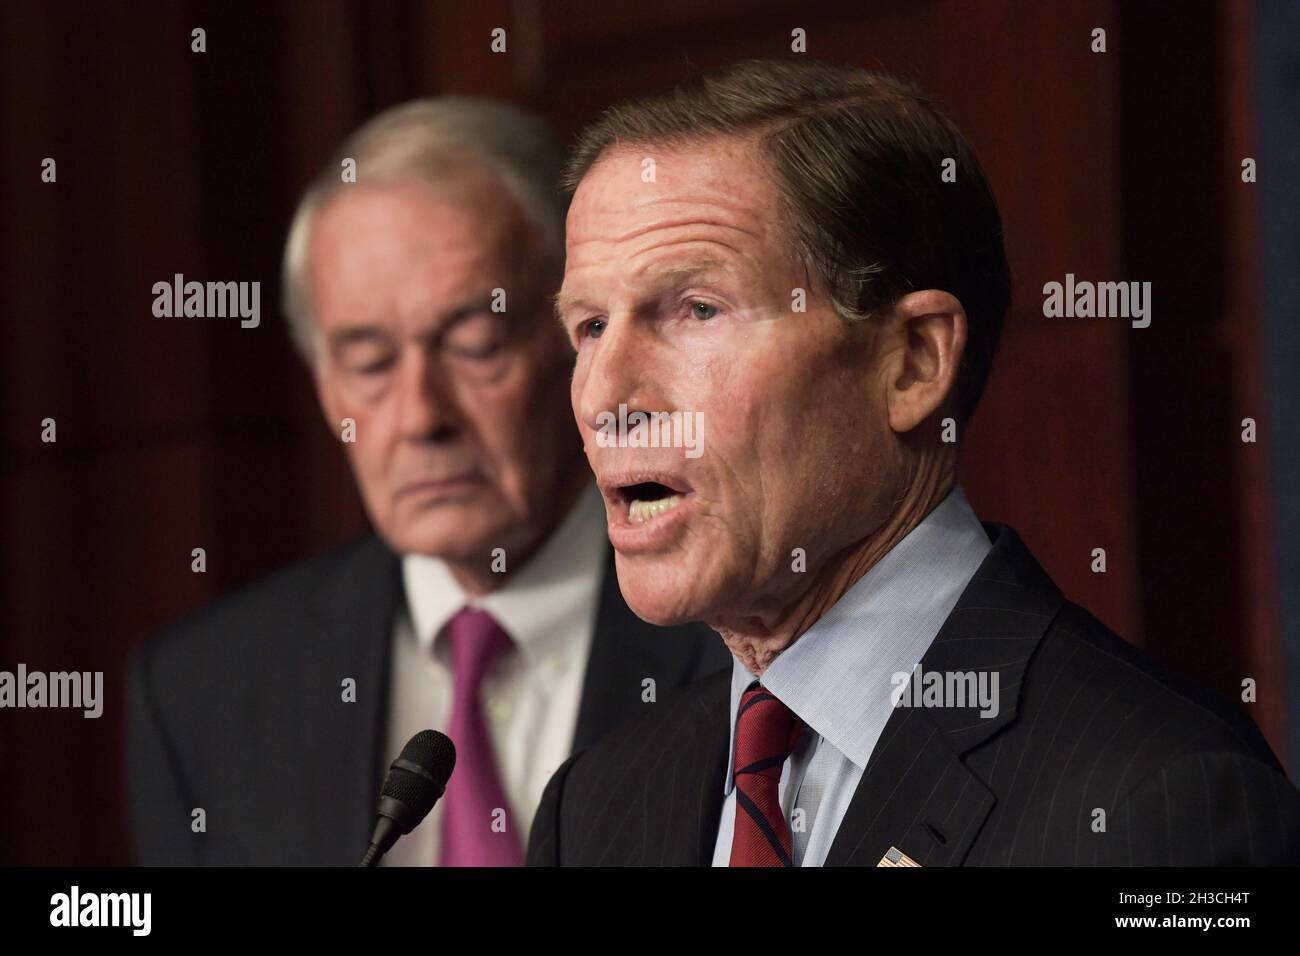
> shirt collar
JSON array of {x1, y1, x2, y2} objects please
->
[
  {"x1": 401, "y1": 480, "x2": 608, "y2": 663},
  {"x1": 722, "y1": 485, "x2": 993, "y2": 793}
]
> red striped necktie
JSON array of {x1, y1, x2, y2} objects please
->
[{"x1": 728, "y1": 682, "x2": 803, "y2": 867}]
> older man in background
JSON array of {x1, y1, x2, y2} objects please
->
[{"x1": 128, "y1": 98, "x2": 726, "y2": 866}]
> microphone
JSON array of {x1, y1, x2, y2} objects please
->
[{"x1": 360, "y1": 729, "x2": 456, "y2": 867}]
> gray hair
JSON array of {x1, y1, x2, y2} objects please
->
[{"x1": 281, "y1": 97, "x2": 569, "y2": 361}]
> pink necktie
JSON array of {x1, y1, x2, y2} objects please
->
[{"x1": 437, "y1": 607, "x2": 524, "y2": 867}]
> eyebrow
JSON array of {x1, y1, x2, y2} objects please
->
[
  {"x1": 552, "y1": 290, "x2": 593, "y2": 323},
  {"x1": 554, "y1": 254, "x2": 732, "y2": 322},
  {"x1": 329, "y1": 295, "x2": 503, "y2": 349},
  {"x1": 329, "y1": 325, "x2": 392, "y2": 351},
  {"x1": 644, "y1": 254, "x2": 730, "y2": 284}
]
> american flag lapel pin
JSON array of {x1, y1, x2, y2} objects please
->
[{"x1": 877, "y1": 846, "x2": 921, "y2": 867}]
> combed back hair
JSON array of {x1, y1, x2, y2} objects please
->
[
  {"x1": 282, "y1": 97, "x2": 569, "y2": 361},
  {"x1": 564, "y1": 57, "x2": 1012, "y2": 422}
]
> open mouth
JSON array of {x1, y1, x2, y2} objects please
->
[
  {"x1": 602, "y1": 476, "x2": 693, "y2": 526},
  {"x1": 623, "y1": 481, "x2": 685, "y2": 524}
]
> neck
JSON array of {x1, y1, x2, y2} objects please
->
[
  {"x1": 715, "y1": 457, "x2": 956, "y2": 678},
  {"x1": 445, "y1": 463, "x2": 589, "y2": 598}
]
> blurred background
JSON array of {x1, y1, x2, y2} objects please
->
[{"x1": 1, "y1": 0, "x2": 1297, "y2": 864}]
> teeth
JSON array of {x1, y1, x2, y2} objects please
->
[{"x1": 628, "y1": 494, "x2": 683, "y2": 524}]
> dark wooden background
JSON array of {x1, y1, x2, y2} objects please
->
[{"x1": 0, "y1": 0, "x2": 1284, "y2": 864}]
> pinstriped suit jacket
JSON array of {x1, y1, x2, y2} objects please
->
[{"x1": 527, "y1": 523, "x2": 1300, "y2": 866}]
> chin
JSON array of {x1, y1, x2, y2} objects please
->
[
  {"x1": 615, "y1": 552, "x2": 717, "y2": 627},
  {"x1": 381, "y1": 504, "x2": 501, "y2": 562}
]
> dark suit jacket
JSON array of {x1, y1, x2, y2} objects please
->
[
  {"x1": 127, "y1": 534, "x2": 729, "y2": 865},
  {"x1": 527, "y1": 523, "x2": 1300, "y2": 866}
]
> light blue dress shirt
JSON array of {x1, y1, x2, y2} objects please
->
[{"x1": 711, "y1": 485, "x2": 993, "y2": 866}]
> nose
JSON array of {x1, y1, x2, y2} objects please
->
[
  {"x1": 574, "y1": 315, "x2": 661, "y2": 434},
  {"x1": 396, "y1": 347, "x2": 458, "y2": 443}
]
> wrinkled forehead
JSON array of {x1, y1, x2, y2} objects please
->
[
  {"x1": 559, "y1": 143, "x2": 798, "y2": 312},
  {"x1": 565, "y1": 138, "x2": 781, "y2": 247},
  {"x1": 314, "y1": 174, "x2": 525, "y2": 251},
  {"x1": 313, "y1": 177, "x2": 552, "y2": 288}
]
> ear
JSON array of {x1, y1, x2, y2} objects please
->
[{"x1": 883, "y1": 289, "x2": 967, "y2": 434}]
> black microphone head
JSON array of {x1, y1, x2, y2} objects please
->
[
  {"x1": 380, "y1": 730, "x2": 456, "y2": 827},
  {"x1": 363, "y1": 730, "x2": 457, "y2": 862}
]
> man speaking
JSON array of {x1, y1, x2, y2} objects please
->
[
  {"x1": 531, "y1": 57, "x2": 1300, "y2": 866},
  {"x1": 127, "y1": 98, "x2": 726, "y2": 866}
]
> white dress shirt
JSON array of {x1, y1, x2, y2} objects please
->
[
  {"x1": 383, "y1": 481, "x2": 608, "y2": 865},
  {"x1": 711, "y1": 485, "x2": 993, "y2": 866}
]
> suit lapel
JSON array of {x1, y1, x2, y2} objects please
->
[
  {"x1": 825, "y1": 523, "x2": 1064, "y2": 866},
  {"x1": 299, "y1": 536, "x2": 402, "y2": 863},
  {"x1": 647, "y1": 670, "x2": 732, "y2": 866},
  {"x1": 571, "y1": 545, "x2": 716, "y2": 752}
]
